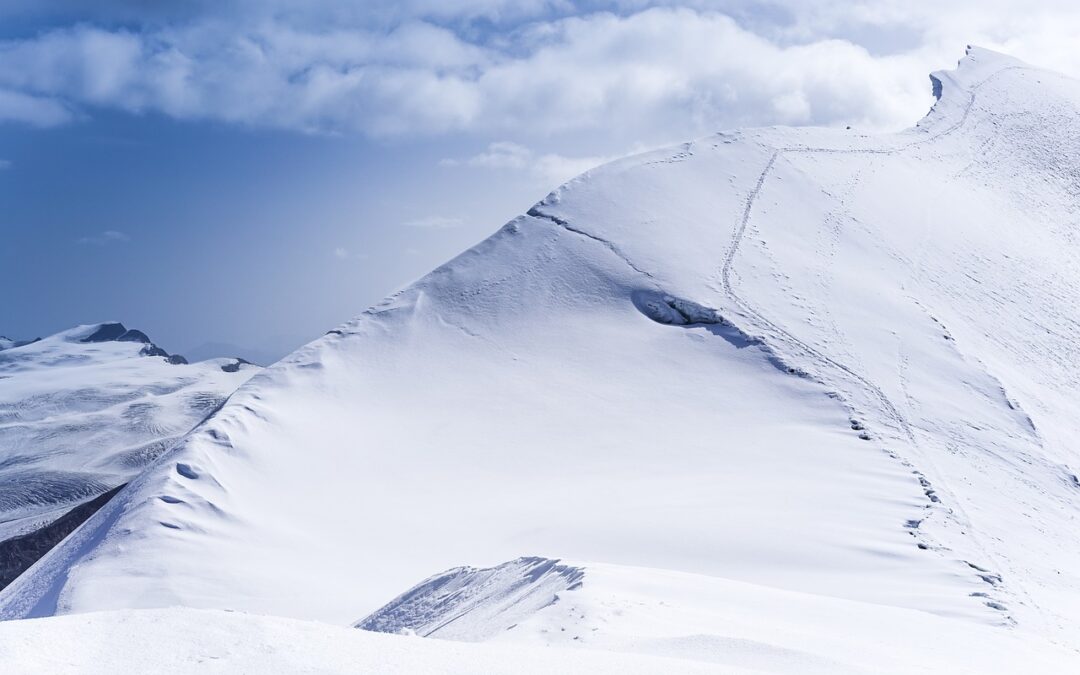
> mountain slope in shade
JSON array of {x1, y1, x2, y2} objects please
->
[
  {"x1": 0, "y1": 324, "x2": 258, "y2": 587},
  {"x1": 3, "y1": 47, "x2": 1080, "y2": 665},
  {"x1": 0, "y1": 337, "x2": 38, "y2": 352}
]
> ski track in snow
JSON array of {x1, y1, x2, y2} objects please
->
[
  {"x1": 718, "y1": 65, "x2": 1034, "y2": 623},
  {"x1": 522, "y1": 66, "x2": 1033, "y2": 623}
]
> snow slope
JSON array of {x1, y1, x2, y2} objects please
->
[
  {"x1": 0, "y1": 324, "x2": 257, "y2": 584},
  {"x1": 3, "y1": 46, "x2": 1080, "y2": 665}
]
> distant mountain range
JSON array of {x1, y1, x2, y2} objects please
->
[{"x1": 179, "y1": 341, "x2": 283, "y2": 368}]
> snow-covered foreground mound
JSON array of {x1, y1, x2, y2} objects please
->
[
  {"x1": 0, "y1": 324, "x2": 257, "y2": 586},
  {"x1": 364, "y1": 559, "x2": 1075, "y2": 673},
  {"x1": 0, "y1": 607, "x2": 732, "y2": 675},
  {"x1": 1, "y1": 565, "x2": 1075, "y2": 674},
  {"x1": 3, "y1": 47, "x2": 1080, "y2": 666}
]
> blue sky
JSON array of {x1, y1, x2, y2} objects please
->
[{"x1": 3, "y1": 0, "x2": 1078, "y2": 361}]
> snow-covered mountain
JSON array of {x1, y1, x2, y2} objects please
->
[
  {"x1": 0, "y1": 323, "x2": 258, "y2": 589},
  {"x1": 181, "y1": 341, "x2": 283, "y2": 368},
  {"x1": 1, "y1": 338, "x2": 30, "y2": 352},
  {"x1": 3, "y1": 47, "x2": 1080, "y2": 671}
]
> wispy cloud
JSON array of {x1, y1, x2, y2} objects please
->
[
  {"x1": 0, "y1": 88, "x2": 72, "y2": 127},
  {"x1": 443, "y1": 142, "x2": 532, "y2": 170},
  {"x1": 444, "y1": 141, "x2": 614, "y2": 186},
  {"x1": 402, "y1": 215, "x2": 464, "y2": 229},
  {"x1": 77, "y1": 229, "x2": 130, "y2": 245},
  {"x1": 333, "y1": 246, "x2": 368, "y2": 261},
  {"x1": 0, "y1": 159, "x2": 11, "y2": 169}
]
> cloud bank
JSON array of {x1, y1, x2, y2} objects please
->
[{"x1": 1, "y1": 2, "x2": 1078, "y2": 142}]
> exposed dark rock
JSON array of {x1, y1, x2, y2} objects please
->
[
  {"x1": 81, "y1": 324, "x2": 182, "y2": 363},
  {"x1": 219, "y1": 358, "x2": 251, "y2": 373},
  {"x1": 81, "y1": 323, "x2": 127, "y2": 343},
  {"x1": 140, "y1": 344, "x2": 168, "y2": 358},
  {"x1": 117, "y1": 329, "x2": 152, "y2": 344},
  {"x1": 18, "y1": 338, "x2": 41, "y2": 348},
  {"x1": 0, "y1": 484, "x2": 126, "y2": 591}
]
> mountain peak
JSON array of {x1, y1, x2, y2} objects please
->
[
  {"x1": 14, "y1": 323, "x2": 189, "y2": 364},
  {"x1": 922, "y1": 45, "x2": 1030, "y2": 128},
  {"x1": 78, "y1": 322, "x2": 128, "y2": 343}
]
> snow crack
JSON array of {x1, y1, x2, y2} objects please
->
[{"x1": 527, "y1": 207, "x2": 654, "y2": 278}]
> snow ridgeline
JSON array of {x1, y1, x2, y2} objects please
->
[{"x1": 3, "y1": 47, "x2": 1080, "y2": 672}]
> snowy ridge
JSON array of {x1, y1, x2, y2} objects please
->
[
  {"x1": 2, "y1": 47, "x2": 1080, "y2": 670},
  {"x1": 356, "y1": 557, "x2": 584, "y2": 640}
]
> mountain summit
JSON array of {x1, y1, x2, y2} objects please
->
[{"x1": 3, "y1": 48, "x2": 1079, "y2": 670}]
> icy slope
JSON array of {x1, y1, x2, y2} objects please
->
[
  {"x1": 356, "y1": 557, "x2": 584, "y2": 640},
  {"x1": 0, "y1": 324, "x2": 257, "y2": 585},
  {"x1": 3, "y1": 47, "x2": 1080, "y2": 656}
]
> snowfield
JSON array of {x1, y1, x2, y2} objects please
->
[
  {"x1": 3, "y1": 47, "x2": 1080, "y2": 671},
  {"x1": 0, "y1": 324, "x2": 258, "y2": 588}
]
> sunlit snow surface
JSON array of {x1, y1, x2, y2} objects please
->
[{"x1": 3, "y1": 48, "x2": 1080, "y2": 671}]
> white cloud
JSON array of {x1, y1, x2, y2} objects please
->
[
  {"x1": 0, "y1": 88, "x2": 72, "y2": 126},
  {"x1": 0, "y1": 159, "x2": 11, "y2": 169},
  {"x1": 449, "y1": 141, "x2": 533, "y2": 170},
  {"x1": 333, "y1": 246, "x2": 369, "y2": 261},
  {"x1": 1, "y1": 3, "x2": 1080, "y2": 140},
  {"x1": 78, "y1": 230, "x2": 130, "y2": 245},
  {"x1": 446, "y1": 141, "x2": 615, "y2": 186},
  {"x1": 532, "y1": 151, "x2": 617, "y2": 186}
]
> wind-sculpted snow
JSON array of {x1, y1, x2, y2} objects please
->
[
  {"x1": 0, "y1": 324, "x2": 257, "y2": 578},
  {"x1": 356, "y1": 557, "x2": 584, "y2": 640},
  {"x1": 3, "y1": 47, "x2": 1080, "y2": 669}
]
